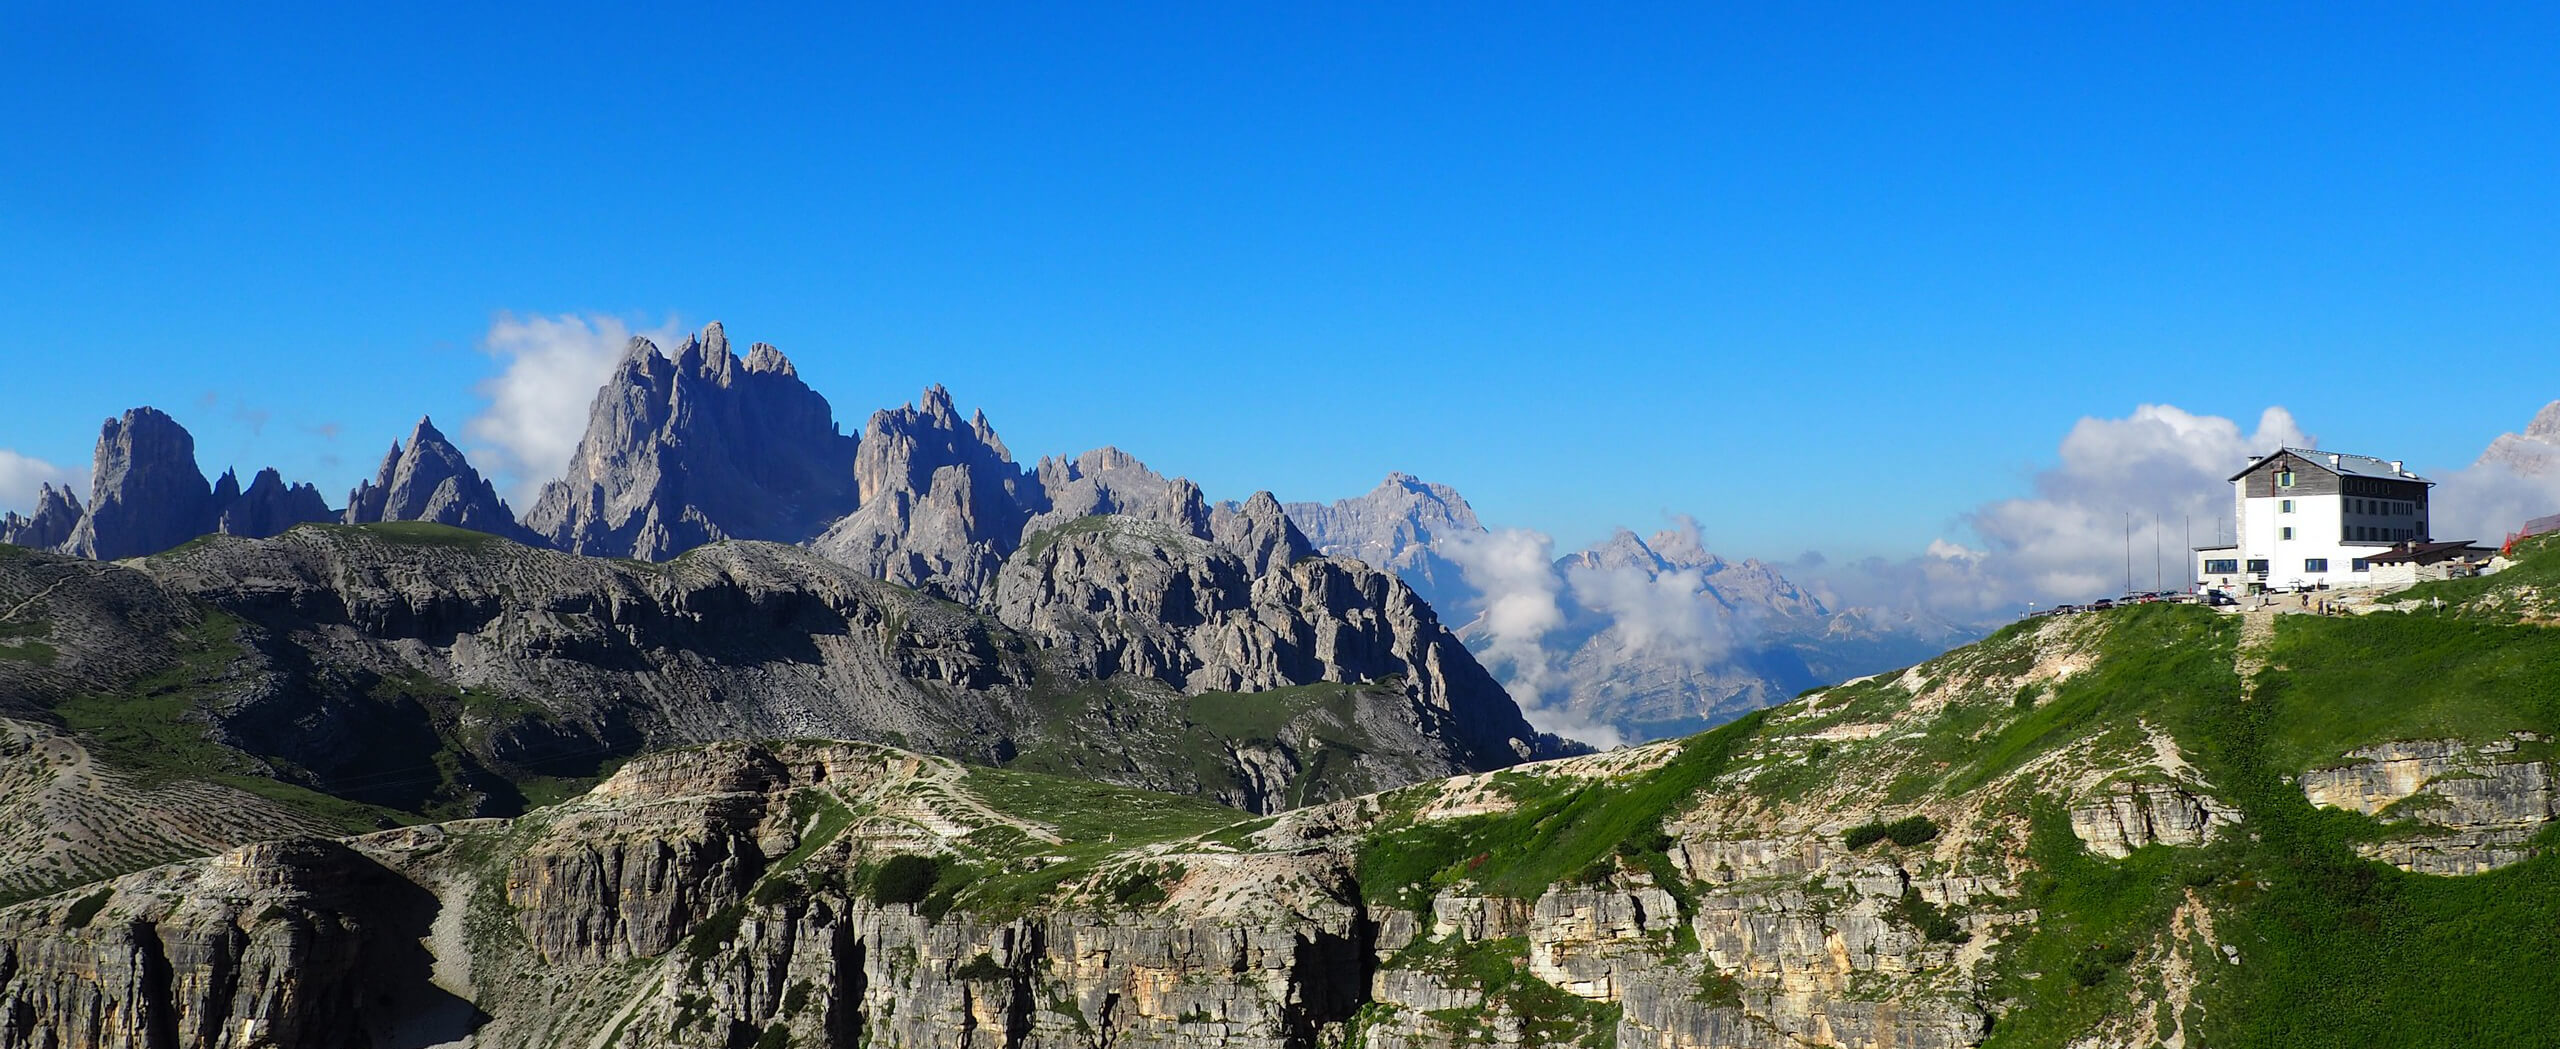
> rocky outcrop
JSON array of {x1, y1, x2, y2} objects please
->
[
  {"x1": 0, "y1": 838, "x2": 446, "y2": 1049},
  {"x1": 0, "y1": 483, "x2": 81, "y2": 549},
  {"x1": 343, "y1": 416, "x2": 522, "y2": 537},
  {"x1": 991, "y1": 511, "x2": 1546, "y2": 767},
  {"x1": 525, "y1": 323, "x2": 861, "y2": 560},
  {"x1": 811, "y1": 386, "x2": 1043, "y2": 602},
  {"x1": 209, "y1": 467, "x2": 333, "y2": 540},
  {"x1": 63, "y1": 408, "x2": 216, "y2": 560},
  {"x1": 2069, "y1": 780, "x2": 2240, "y2": 858},
  {"x1": 2300, "y1": 736, "x2": 2556, "y2": 874}
]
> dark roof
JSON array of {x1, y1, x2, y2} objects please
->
[
  {"x1": 2362, "y1": 540, "x2": 2493, "y2": 566},
  {"x1": 2229, "y1": 447, "x2": 2431, "y2": 484}
]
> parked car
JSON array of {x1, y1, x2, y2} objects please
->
[{"x1": 2091, "y1": 598, "x2": 2116, "y2": 610}]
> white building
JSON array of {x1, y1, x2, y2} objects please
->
[{"x1": 2193, "y1": 447, "x2": 2431, "y2": 593}]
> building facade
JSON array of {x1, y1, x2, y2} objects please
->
[{"x1": 2193, "y1": 447, "x2": 2431, "y2": 592}]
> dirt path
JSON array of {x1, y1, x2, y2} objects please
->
[{"x1": 2234, "y1": 610, "x2": 2276, "y2": 700}]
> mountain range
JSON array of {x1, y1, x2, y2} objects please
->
[{"x1": 3, "y1": 322, "x2": 1977, "y2": 751}]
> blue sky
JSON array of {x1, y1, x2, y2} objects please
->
[{"x1": 4, "y1": 3, "x2": 2555, "y2": 562}]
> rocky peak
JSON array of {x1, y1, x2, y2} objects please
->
[
  {"x1": 1283, "y1": 472, "x2": 1487, "y2": 613},
  {"x1": 2475, "y1": 399, "x2": 2560, "y2": 477},
  {"x1": 742, "y1": 341, "x2": 794, "y2": 377},
  {"x1": 813, "y1": 388, "x2": 1041, "y2": 602},
  {"x1": 65, "y1": 406, "x2": 215, "y2": 560},
  {"x1": 1209, "y1": 491, "x2": 1315, "y2": 576},
  {"x1": 2530, "y1": 400, "x2": 2560, "y2": 439},
  {"x1": 523, "y1": 323, "x2": 859, "y2": 560},
  {"x1": 0, "y1": 482, "x2": 82, "y2": 550},
  {"x1": 344, "y1": 416, "x2": 521, "y2": 537},
  {"x1": 214, "y1": 467, "x2": 334, "y2": 540}
]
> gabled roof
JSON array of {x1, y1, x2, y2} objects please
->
[{"x1": 2229, "y1": 447, "x2": 2431, "y2": 484}]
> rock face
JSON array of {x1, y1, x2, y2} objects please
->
[
  {"x1": 343, "y1": 416, "x2": 522, "y2": 537},
  {"x1": 525, "y1": 323, "x2": 861, "y2": 560},
  {"x1": 0, "y1": 483, "x2": 81, "y2": 549},
  {"x1": 991, "y1": 502, "x2": 1543, "y2": 768},
  {"x1": 811, "y1": 386, "x2": 1043, "y2": 602},
  {"x1": 2068, "y1": 781, "x2": 2240, "y2": 858},
  {"x1": 2299, "y1": 736, "x2": 2557, "y2": 874},
  {"x1": 63, "y1": 407, "x2": 217, "y2": 560}
]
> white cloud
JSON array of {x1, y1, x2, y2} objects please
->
[
  {"x1": 1439, "y1": 528, "x2": 1602, "y2": 740},
  {"x1": 0, "y1": 449, "x2": 80, "y2": 517},
  {"x1": 1796, "y1": 404, "x2": 2313, "y2": 618},
  {"x1": 1562, "y1": 560, "x2": 1727, "y2": 666},
  {"x1": 465, "y1": 312, "x2": 682, "y2": 505},
  {"x1": 2430, "y1": 402, "x2": 2560, "y2": 544}
]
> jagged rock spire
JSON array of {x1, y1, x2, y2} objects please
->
[
  {"x1": 345, "y1": 416, "x2": 523, "y2": 538},
  {"x1": 523, "y1": 323, "x2": 857, "y2": 560}
]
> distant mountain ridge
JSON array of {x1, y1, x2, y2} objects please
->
[{"x1": 1285, "y1": 474, "x2": 1978, "y2": 742}]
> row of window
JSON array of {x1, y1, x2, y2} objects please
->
[
  {"x1": 2349, "y1": 525, "x2": 2416, "y2": 541},
  {"x1": 2277, "y1": 497, "x2": 2418, "y2": 516},
  {"x1": 2203, "y1": 557, "x2": 2372, "y2": 575}
]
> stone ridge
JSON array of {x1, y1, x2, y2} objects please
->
[{"x1": 524, "y1": 321, "x2": 861, "y2": 560}]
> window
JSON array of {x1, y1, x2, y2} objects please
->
[
  {"x1": 2276, "y1": 470, "x2": 2296, "y2": 488},
  {"x1": 2246, "y1": 559, "x2": 2269, "y2": 573},
  {"x1": 2281, "y1": 499, "x2": 2295, "y2": 513},
  {"x1": 2205, "y1": 559, "x2": 2239, "y2": 574},
  {"x1": 2305, "y1": 558, "x2": 2329, "y2": 572},
  {"x1": 2281, "y1": 526, "x2": 2295, "y2": 540},
  {"x1": 2351, "y1": 558, "x2": 2370, "y2": 571}
]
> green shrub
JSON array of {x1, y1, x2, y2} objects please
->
[
  {"x1": 954, "y1": 953, "x2": 1009, "y2": 981},
  {"x1": 1843, "y1": 815, "x2": 1940, "y2": 850},
  {"x1": 63, "y1": 890, "x2": 111, "y2": 930},
  {"x1": 870, "y1": 855, "x2": 940, "y2": 906},
  {"x1": 1888, "y1": 888, "x2": 1968, "y2": 943}
]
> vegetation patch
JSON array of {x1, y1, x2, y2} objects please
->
[
  {"x1": 1356, "y1": 711, "x2": 1766, "y2": 910},
  {"x1": 1843, "y1": 815, "x2": 1940, "y2": 850}
]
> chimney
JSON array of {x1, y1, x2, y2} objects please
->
[
  {"x1": 2329, "y1": 454, "x2": 2342, "y2": 470},
  {"x1": 2247, "y1": 455, "x2": 2263, "y2": 465},
  {"x1": 2390, "y1": 460, "x2": 2404, "y2": 473}
]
